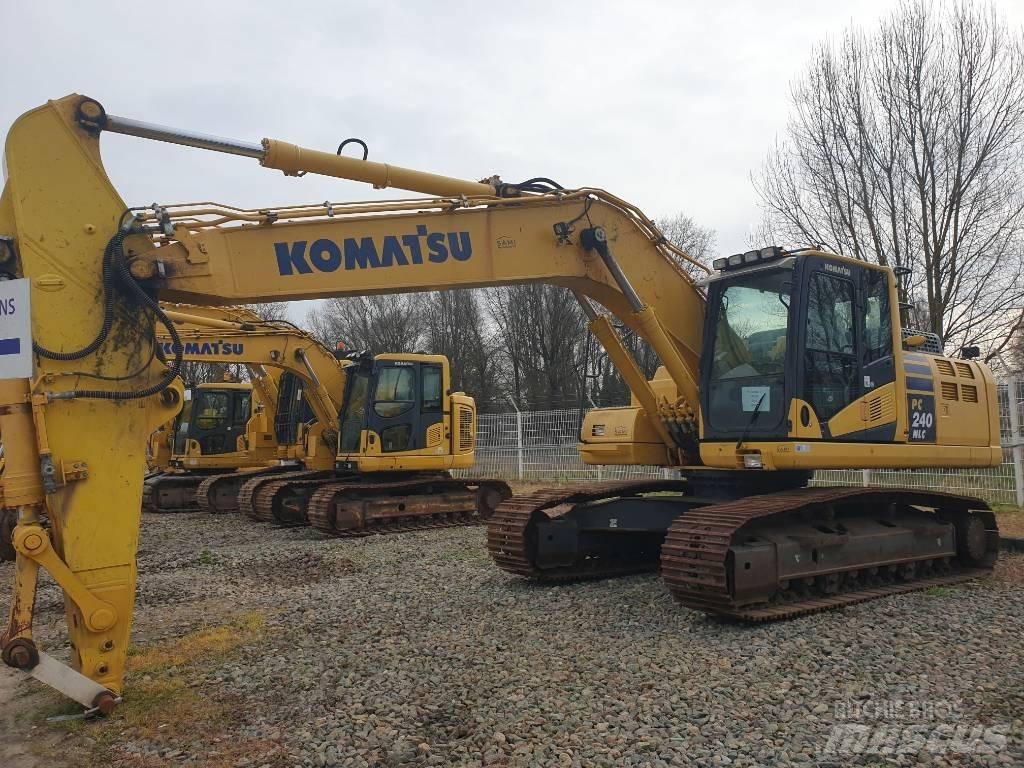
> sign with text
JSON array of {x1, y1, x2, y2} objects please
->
[{"x1": 0, "y1": 279, "x2": 32, "y2": 379}]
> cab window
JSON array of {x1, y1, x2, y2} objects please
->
[
  {"x1": 233, "y1": 392, "x2": 251, "y2": 428},
  {"x1": 422, "y1": 365, "x2": 442, "y2": 411},
  {"x1": 373, "y1": 367, "x2": 415, "y2": 418},
  {"x1": 863, "y1": 270, "x2": 892, "y2": 363},
  {"x1": 194, "y1": 391, "x2": 230, "y2": 430},
  {"x1": 804, "y1": 273, "x2": 857, "y2": 420}
]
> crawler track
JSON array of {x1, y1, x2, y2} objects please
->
[
  {"x1": 238, "y1": 470, "x2": 326, "y2": 521},
  {"x1": 195, "y1": 467, "x2": 285, "y2": 513},
  {"x1": 486, "y1": 480, "x2": 688, "y2": 580},
  {"x1": 662, "y1": 487, "x2": 999, "y2": 621},
  {"x1": 305, "y1": 477, "x2": 509, "y2": 536},
  {"x1": 142, "y1": 474, "x2": 206, "y2": 513}
]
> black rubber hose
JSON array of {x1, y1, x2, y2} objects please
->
[
  {"x1": 32, "y1": 231, "x2": 123, "y2": 360},
  {"x1": 52, "y1": 236, "x2": 183, "y2": 401}
]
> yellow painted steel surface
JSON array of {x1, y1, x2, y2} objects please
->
[
  {"x1": 0, "y1": 97, "x2": 182, "y2": 700},
  {"x1": 0, "y1": 94, "x2": 1005, "y2": 710}
]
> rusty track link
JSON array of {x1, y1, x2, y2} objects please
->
[
  {"x1": 486, "y1": 480, "x2": 688, "y2": 580},
  {"x1": 238, "y1": 470, "x2": 325, "y2": 521},
  {"x1": 661, "y1": 487, "x2": 999, "y2": 621},
  {"x1": 305, "y1": 476, "x2": 503, "y2": 536}
]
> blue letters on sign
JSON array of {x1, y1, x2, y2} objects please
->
[
  {"x1": 162, "y1": 342, "x2": 244, "y2": 356},
  {"x1": 274, "y1": 229, "x2": 473, "y2": 276},
  {"x1": 0, "y1": 338, "x2": 20, "y2": 355}
]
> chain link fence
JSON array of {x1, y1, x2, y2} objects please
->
[{"x1": 464, "y1": 379, "x2": 1024, "y2": 507}]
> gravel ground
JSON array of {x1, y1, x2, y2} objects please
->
[{"x1": 1, "y1": 511, "x2": 1022, "y2": 767}]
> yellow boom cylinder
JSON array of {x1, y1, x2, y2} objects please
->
[{"x1": 260, "y1": 140, "x2": 496, "y2": 197}]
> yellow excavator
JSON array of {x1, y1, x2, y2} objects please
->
[
  {"x1": 143, "y1": 376, "x2": 272, "y2": 511},
  {"x1": 0, "y1": 95, "x2": 1001, "y2": 713},
  {"x1": 142, "y1": 304, "x2": 286, "y2": 512},
  {"x1": 152, "y1": 306, "x2": 508, "y2": 530}
]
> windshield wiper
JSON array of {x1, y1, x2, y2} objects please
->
[{"x1": 736, "y1": 392, "x2": 766, "y2": 450}]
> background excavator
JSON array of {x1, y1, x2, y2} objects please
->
[
  {"x1": 144, "y1": 376, "x2": 272, "y2": 512},
  {"x1": 151, "y1": 306, "x2": 509, "y2": 531},
  {"x1": 0, "y1": 95, "x2": 1001, "y2": 713},
  {"x1": 143, "y1": 304, "x2": 286, "y2": 512}
]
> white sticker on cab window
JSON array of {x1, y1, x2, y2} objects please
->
[{"x1": 741, "y1": 386, "x2": 770, "y2": 412}]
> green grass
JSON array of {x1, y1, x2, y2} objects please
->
[
  {"x1": 36, "y1": 612, "x2": 268, "y2": 766},
  {"x1": 197, "y1": 550, "x2": 217, "y2": 565}
]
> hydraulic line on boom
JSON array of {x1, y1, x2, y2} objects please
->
[{"x1": 0, "y1": 95, "x2": 1001, "y2": 714}]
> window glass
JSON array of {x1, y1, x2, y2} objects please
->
[
  {"x1": 804, "y1": 273, "x2": 858, "y2": 420},
  {"x1": 806, "y1": 274, "x2": 855, "y2": 354},
  {"x1": 422, "y1": 365, "x2": 442, "y2": 411},
  {"x1": 863, "y1": 270, "x2": 892, "y2": 363},
  {"x1": 710, "y1": 270, "x2": 791, "y2": 380},
  {"x1": 273, "y1": 373, "x2": 304, "y2": 445},
  {"x1": 340, "y1": 372, "x2": 370, "y2": 452},
  {"x1": 705, "y1": 268, "x2": 792, "y2": 433},
  {"x1": 373, "y1": 367, "x2": 415, "y2": 418},
  {"x1": 381, "y1": 424, "x2": 412, "y2": 452},
  {"x1": 193, "y1": 391, "x2": 229, "y2": 430},
  {"x1": 233, "y1": 392, "x2": 251, "y2": 427}
]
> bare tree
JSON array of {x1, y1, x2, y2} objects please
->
[
  {"x1": 305, "y1": 294, "x2": 424, "y2": 353},
  {"x1": 754, "y1": 0, "x2": 1024, "y2": 359},
  {"x1": 486, "y1": 285, "x2": 588, "y2": 409},
  {"x1": 245, "y1": 302, "x2": 289, "y2": 322},
  {"x1": 420, "y1": 290, "x2": 503, "y2": 409},
  {"x1": 658, "y1": 212, "x2": 717, "y2": 274}
]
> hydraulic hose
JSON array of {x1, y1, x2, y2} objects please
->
[{"x1": 45, "y1": 228, "x2": 183, "y2": 401}]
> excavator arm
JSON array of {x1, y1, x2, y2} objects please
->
[
  {"x1": 0, "y1": 95, "x2": 709, "y2": 709},
  {"x1": 159, "y1": 309, "x2": 348, "y2": 433}
]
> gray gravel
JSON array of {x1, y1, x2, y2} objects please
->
[{"x1": 3, "y1": 512, "x2": 1023, "y2": 767}]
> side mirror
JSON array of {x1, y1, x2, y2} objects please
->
[{"x1": 959, "y1": 346, "x2": 980, "y2": 360}]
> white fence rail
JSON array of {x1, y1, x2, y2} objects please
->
[{"x1": 465, "y1": 378, "x2": 1024, "y2": 508}]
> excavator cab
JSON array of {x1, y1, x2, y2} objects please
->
[
  {"x1": 701, "y1": 249, "x2": 897, "y2": 444},
  {"x1": 173, "y1": 383, "x2": 253, "y2": 461},
  {"x1": 699, "y1": 248, "x2": 998, "y2": 469},
  {"x1": 336, "y1": 354, "x2": 473, "y2": 471}
]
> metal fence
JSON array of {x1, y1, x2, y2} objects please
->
[{"x1": 463, "y1": 379, "x2": 1024, "y2": 508}]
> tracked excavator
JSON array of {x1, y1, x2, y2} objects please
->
[
  {"x1": 0, "y1": 95, "x2": 1002, "y2": 712},
  {"x1": 152, "y1": 307, "x2": 508, "y2": 530},
  {"x1": 142, "y1": 373, "x2": 279, "y2": 513}
]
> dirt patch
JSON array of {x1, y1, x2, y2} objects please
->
[
  {"x1": 995, "y1": 505, "x2": 1024, "y2": 537},
  {"x1": 239, "y1": 550, "x2": 356, "y2": 588},
  {"x1": 9, "y1": 612, "x2": 277, "y2": 767}
]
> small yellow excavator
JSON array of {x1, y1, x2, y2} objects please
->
[
  {"x1": 0, "y1": 95, "x2": 1002, "y2": 713},
  {"x1": 151, "y1": 307, "x2": 510, "y2": 531},
  {"x1": 143, "y1": 376, "x2": 273, "y2": 512}
]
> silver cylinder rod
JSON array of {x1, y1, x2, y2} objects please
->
[
  {"x1": 588, "y1": 227, "x2": 645, "y2": 314},
  {"x1": 295, "y1": 348, "x2": 323, "y2": 390},
  {"x1": 104, "y1": 114, "x2": 265, "y2": 159}
]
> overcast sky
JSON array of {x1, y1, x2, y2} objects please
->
[{"x1": 3, "y1": 0, "x2": 1022, "y2": 322}]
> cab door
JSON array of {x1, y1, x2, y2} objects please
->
[
  {"x1": 365, "y1": 361, "x2": 444, "y2": 454},
  {"x1": 189, "y1": 390, "x2": 234, "y2": 455},
  {"x1": 796, "y1": 258, "x2": 897, "y2": 442},
  {"x1": 224, "y1": 390, "x2": 251, "y2": 453},
  {"x1": 797, "y1": 260, "x2": 861, "y2": 437}
]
